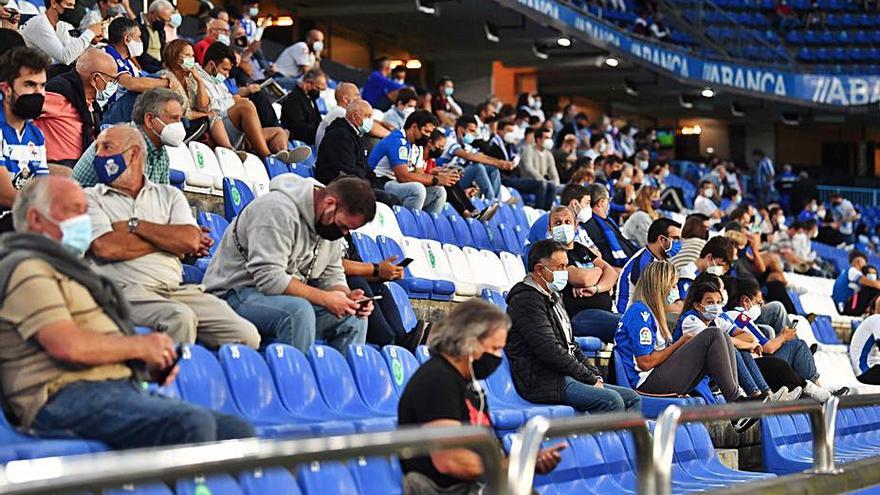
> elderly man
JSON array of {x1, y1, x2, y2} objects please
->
[
  {"x1": 204, "y1": 177, "x2": 375, "y2": 353},
  {"x1": 72, "y1": 88, "x2": 183, "y2": 187},
  {"x1": 280, "y1": 68, "x2": 327, "y2": 145},
  {"x1": 582, "y1": 183, "x2": 638, "y2": 268},
  {"x1": 274, "y1": 28, "x2": 323, "y2": 80},
  {"x1": 137, "y1": 0, "x2": 177, "y2": 73},
  {"x1": 86, "y1": 125, "x2": 260, "y2": 349},
  {"x1": 0, "y1": 176, "x2": 254, "y2": 448},
  {"x1": 194, "y1": 18, "x2": 230, "y2": 63},
  {"x1": 35, "y1": 49, "x2": 119, "y2": 171},
  {"x1": 315, "y1": 82, "x2": 358, "y2": 148}
]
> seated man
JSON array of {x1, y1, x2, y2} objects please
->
[
  {"x1": 850, "y1": 315, "x2": 880, "y2": 385},
  {"x1": 677, "y1": 235, "x2": 735, "y2": 297},
  {"x1": 1, "y1": 176, "x2": 254, "y2": 448},
  {"x1": 506, "y1": 239, "x2": 641, "y2": 413},
  {"x1": 583, "y1": 183, "x2": 637, "y2": 268},
  {"x1": 383, "y1": 87, "x2": 417, "y2": 131},
  {"x1": 315, "y1": 82, "x2": 358, "y2": 148},
  {"x1": 613, "y1": 218, "x2": 681, "y2": 314},
  {"x1": 546, "y1": 205, "x2": 620, "y2": 343},
  {"x1": 834, "y1": 250, "x2": 880, "y2": 316},
  {"x1": 437, "y1": 115, "x2": 512, "y2": 201},
  {"x1": 203, "y1": 177, "x2": 373, "y2": 353},
  {"x1": 693, "y1": 180, "x2": 723, "y2": 219},
  {"x1": 520, "y1": 128, "x2": 560, "y2": 186},
  {"x1": 280, "y1": 67, "x2": 327, "y2": 145},
  {"x1": 488, "y1": 120, "x2": 555, "y2": 211},
  {"x1": 86, "y1": 125, "x2": 260, "y2": 348},
  {"x1": 73, "y1": 88, "x2": 185, "y2": 186},
  {"x1": 367, "y1": 109, "x2": 454, "y2": 215},
  {"x1": 105, "y1": 17, "x2": 170, "y2": 102},
  {"x1": 399, "y1": 299, "x2": 563, "y2": 494}
]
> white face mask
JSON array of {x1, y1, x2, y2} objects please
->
[
  {"x1": 706, "y1": 265, "x2": 725, "y2": 276},
  {"x1": 551, "y1": 224, "x2": 575, "y2": 244},
  {"x1": 746, "y1": 303, "x2": 762, "y2": 320},
  {"x1": 542, "y1": 139, "x2": 554, "y2": 151},
  {"x1": 577, "y1": 206, "x2": 592, "y2": 224},
  {"x1": 217, "y1": 34, "x2": 231, "y2": 46},
  {"x1": 312, "y1": 40, "x2": 324, "y2": 52},
  {"x1": 503, "y1": 133, "x2": 518, "y2": 144},
  {"x1": 598, "y1": 142, "x2": 607, "y2": 153},
  {"x1": 248, "y1": 6, "x2": 259, "y2": 17},
  {"x1": 154, "y1": 117, "x2": 186, "y2": 147},
  {"x1": 126, "y1": 38, "x2": 144, "y2": 58},
  {"x1": 703, "y1": 189, "x2": 714, "y2": 198}
]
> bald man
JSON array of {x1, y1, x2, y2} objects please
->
[
  {"x1": 315, "y1": 82, "x2": 359, "y2": 148},
  {"x1": 85, "y1": 125, "x2": 261, "y2": 349},
  {"x1": 35, "y1": 48, "x2": 120, "y2": 173},
  {"x1": 194, "y1": 18, "x2": 230, "y2": 64},
  {"x1": 275, "y1": 28, "x2": 323, "y2": 79}
]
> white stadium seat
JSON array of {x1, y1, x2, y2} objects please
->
[
  {"x1": 355, "y1": 202, "x2": 403, "y2": 244},
  {"x1": 188, "y1": 142, "x2": 225, "y2": 191},
  {"x1": 165, "y1": 144, "x2": 215, "y2": 194},
  {"x1": 422, "y1": 240, "x2": 476, "y2": 301},
  {"x1": 442, "y1": 244, "x2": 481, "y2": 298},
  {"x1": 462, "y1": 247, "x2": 507, "y2": 293},
  {"x1": 241, "y1": 152, "x2": 271, "y2": 196},
  {"x1": 500, "y1": 251, "x2": 526, "y2": 289}
]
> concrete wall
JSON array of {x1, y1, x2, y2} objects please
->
[
  {"x1": 744, "y1": 121, "x2": 776, "y2": 171},
  {"x1": 433, "y1": 60, "x2": 494, "y2": 108}
]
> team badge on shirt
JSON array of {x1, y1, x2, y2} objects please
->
[
  {"x1": 641, "y1": 311, "x2": 650, "y2": 322},
  {"x1": 398, "y1": 147, "x2": 408, "y2": 161},
  {"x1": 639, "y1": 327, "x2": 652, "y2": 345}
]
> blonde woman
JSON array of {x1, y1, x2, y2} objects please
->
[
  {"x1": 613, "y1": 261, "x2": 753, "y2": 425},
  {"x1": 622, "y1": 185, "x2": 660, "y2": 247}
]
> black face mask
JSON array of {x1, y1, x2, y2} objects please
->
[
  {"x1": 10, "y1": 92, "x2": 44, "y2": 120},
  {"x1": 307, "y1": 88, "x2": 320, "y2": 100},
  {"x1": 415, "y1": 135, "x2": 430, "y2": 147},
  {"x1": 234, "y1": 36, "x2": 248, "y2": 48},
  {"x1": 315, "y1": 208, "x2": 344, "y2": 241},
  {"x1": 610, "y1": 170, "x2": 622, "y2": 180},
  {"x1": 472, "y1": 352, "x2": 502, "y2": 379},
  {"x1": 428, "y1": 148, "x2": 442, "y2": 159}
]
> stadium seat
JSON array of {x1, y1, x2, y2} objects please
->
[
  {"x1": 196, "y1": 211, "x2": 229, "y2": 257},
  {"x1": 398, "y1": 236, "x2": 456, "y2": 301},
  {"x1": 222, "y1": 177, "x2": 255, "y2": 221},
  {"x1": 376, "y1": 235, "x2": 433, "y2": 299},
  {"x1": 486, "y1": 223, "x2": 508, "y2": 254},
  {"x1": 240, "y1": 152, "x2": 271, "y2": 195},
  {"x1": 484, "y1": 353, "x2": 575, "y2": 431},
  {"x1": 481, "y1": 288, "x2": 507, "y2": 310},
  {"x1": 215, "y1": 147, "x2": 248, "y2": 182},
  {"x1": 497, "y1": 224, "x2": 523, "y2": 255},
  {"x1": 463, "y1": 247, "x2": 510, "y2": 292},
  {"x1": 412, "y1": 209, "x2": 438, "y2": 241},
  {"x1": 381, "y1": 345, "x2": 421, "y2": 396},
  {"x1": 103, "y1": 483, "x2": 174, "y2": 495},
  {"x1": 166, "y1": 144, "x2": 215, "y2": 194},
  {"x1": 393, "y1": 206, "x2": 422, "y2": 238},
  {"x1": 307, "y1": 345, "x2": 397, "y2": 427},
  {"x1": 431, "y1": 212, "x2": 458, "y2": 245},
  {"x1": 188, "y1": 142, "x2": 225, "y2": 190},
  {"x1": 347, "y1": 344, "x2": 399, "y2": 416},
  {"x1": 500, "y1": 251, "x2": 527, "y2": 288},
  {"x1": 350, "y1": 232, "x2": 384, "y2": 264},
  {"x1": 356, "y1": 202, "x2": 404, "y2": 244},
  {"x1": 263, "y1": 156, "x2": 292, "y2": 178},
  {"x1": 176, "y1": 474, "x2": 243, "y2": 495},
  {"x1": 442, "y1": 244, "x2": 481, "y2": 297},
  {"x1": 527, "y1": 213, "x2": 550, "y2": 243},
  {"x1": 446, "y1": 214, "x2": 475, "y2": 247},
  {"x1": 347, "y1": 456, "x2": 403, "y2": 495},
  {"x1": 384, "y1": 281, "x2": 418, "y2": 335},
  {"x1": 466, "y1": 218, "x2": 495, "y2": 251},
  {"x1": 415, "y1": 345, "x2": 431, "y2": 364},
  {"x1": 238, "y1": 467, "x2": 302, "y2": 495},
  {"x1": 611, "y1": 349, "x2": 704, "y2": 418},
  {"x1": 217, "y1": 344, "x2": 347, "y2": 436},
  {"x1": 296, "y1": 461, "x2": 359, "y2": 495},
  {"x1": 421, "y1": 239, "x2": 476, "y2": 301}
]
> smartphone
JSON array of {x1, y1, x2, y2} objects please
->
[
  {"x1": 155, "y1": 344, "x2": 182, "y2": 385},
  {"x1": 355, "y1": 295, "x2": 383, "y2": 305},
  {"x1": 397, "y1": 257, "x2": 414, "y2": 268},
  {"x1": 790, "y1": 319, "x2": 799, "y2": 329}
]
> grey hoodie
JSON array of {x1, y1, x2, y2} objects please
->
[{"x1": 204, "y1": 178, "x2": 346, "y2": 297}]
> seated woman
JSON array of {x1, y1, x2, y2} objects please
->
[
  {"x1": 398, "y1": 299, "x2": 564, "y2": 494},
  {"x1": 725, "y1": 224, "x2": 797, "y2": 321},
  {"x1": 545, "y1": 205, "x2": 620, "y2": 343},
  {"x1": 621, "y1": 185, "x2": 660, "y2": 248},
  {"x1": 676, "y1": 274, "x2": 801, "y2": 402},
  {"x1": 613, "y1": 260, "x2": 757, "y2": 430},
  {"x1": 729, "y1": 277, "x2": 848, "y2": 401},
  {"x1": 506, "y1": 240, "x2": 641, "y2": 413}
]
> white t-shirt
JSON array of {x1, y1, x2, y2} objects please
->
[
  {"x1": 274, "y1": 41, "x2": 315, "y2": 78},
  {"x1": 693, "y1": 195, "x2": 719, "y2": 217},
  {"x1": 21, "y1": 14, "x2": 96, "y2": 65},
  {"x1": 850, "y1": 315, "x2": 880, "y2": 375}
]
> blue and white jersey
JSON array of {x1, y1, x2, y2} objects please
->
[
  {"x1": 614, "y1": 301, "x2": 669, "y2": 388},
  {"x1": 436, "y1": 139, "x2": 475, "y2": 169},
  {"x1": 241, "y1": 17, "x2": 258, "y2": 41},
  {"x1": 368, "y1": 129, "x2": 421, "y2": 180},
  {"x1": 0, "y1": 108, "x2": 48, "y2": 189},
  {"x1": 673, "y1": 309, "x2": 739, "y2": 341},
  {"x1": 677, "y1": 261, "x2": 699, "y2": 300},
  {"x1": 719, "y1": 309, "x2": 768, "y2": 345},
  {"x1": 613, "y1": 247, "x2": 657, "y2": 313},
  {"x1": 104, "y1": 44, "x2": 139, "y2": 103},
  {"x1": 850, "y1": 316, "x2": 880, "y2": 375}
]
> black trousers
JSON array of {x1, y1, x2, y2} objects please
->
[
  {"x1": 755, "y1": 356, "x2": 806, "y2": 390},
  {"x1": 858, "y1": 365, "x2": 880, "y2": 385},
  {"x1": 346, "y1": 276, "x2": 407, "y2": 346}
]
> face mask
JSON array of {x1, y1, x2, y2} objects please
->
[
  {"x1": 154, "y1": 118, "x2": 186, "y2": 147},
  {"x1": 51, "y1": 213, "x2": 92, "y2": 256},
  {"x1": 732, "y1": 195, "x2": 742, "y2": 204},
  {"x1": 503, "y1": 133, "x2": 518, "y2": 144},
  {"x1": 10, "y1": 92, "x2": 44, "y2": 120},
  {"x1": 111, "y1": 4, "x2": 126, "y2": 16},
  {"x1": 93, "y1": 150, "x2": 129, "y2": 184},
  {"x1": 415, "y1": 135, "x2": 430, "y2": 147},
  {"x1": 126, "y1": 38, "x2": 144, "y2": 58},
  {"x1": 212, "y1": 72, "x2": 226, "y2": 84},
  {"x1": 428, "y1": 148, "x2": 442, "y2": 159},
  {"x1": 610, "y1": 170, "x2": 622, "y2": 181},
  {"x1": 703, "y1": 189, "x2": 714, "y2": 198},
  {"x1": 170, "y1": 12, "x2": 182, "y2": 27},
  {"x1": 248, "y1": 6, "x2": 259, "y2": 16},
  {"x1": 817, "y1": 208, "x2": 826, "y2": 218},
  {"x1": 577, "y1": 206, "x2": 592, "y2": 224},
  {"x1": 811, "y1": 229, "x2": 819, "y2": 239},
  {"x1": 701, "y1": 303, "x2": 723, "y2": 321},
  {"x1": 234, "y1": 36, "x2": 248, "y2": 48},
  {"x1": 746, "y1": 303, "x2": 762, "y2": 321},
  {"x1": 471, "y1": 351, "x2": 501, "y2": 379},
  {"x1": 217, "y1": 34, "x2": 231, "y2": 46},
  {"x1": 95, "y1": 77, "x2": 118, "y2": 105},
  {"x1": 542, "y1": 139, "x2": 554, "y2": 151},
  {"x1": 307, "y1": 88, "x2": 321, "y2": 100},
  {"x1": 661, "y1": 169, "x2": 670, "y2": 179},
  {"x1": 312, "y1": 40, "x2": 324, "y2": 52},
  {"x1": 359, "y1": 117, "x2": 374, "y2": 136},
  {"x1": 664, "y1": 238, "x2": 682, "y2": 257},
  {"x1": 541, "y1": 265, "x2": 568, "y2": 292},
  {"x1": 706, "y1": 265, "x2": 725, "y2": 276},
  {"x1": 810, "y1": 203, "x2": 818, "y2": 212},
  {"x1": 400, "y1": 106, "x2": 415, "y2": 120},
  {"x1": 462, "y1": 133, "x2": 475, "y2": 145},
  {"x1": 598, "y1": 142, "x2": 607, "y2": 153},
  {"x1": 776, "y1": 215, "x2": 786, "y2": 226},
  {"x1": 551, "y1": 224, "x2": 575, "y2": 244},
  {"x1": 651, "y1": 200, "x2": 662, "y2": 209},
  {"x1": 315, "y1": 208, "x2": 344, "y2": 240},
  {"x1": 444, "y1": 86, "x2": 454, "y2": 97},
  {"x1": 666, "y1": 287, "x2": 680, "y2": 305},
  {"x1": 181, "y1": 57, "x2": 196, "y2": 70},
  {"x1": 869, "y1": 273, "x2": 878, "y2": 281},
  {"x1": 637, "y1": 159, "x2": 649, "y2": 170}
]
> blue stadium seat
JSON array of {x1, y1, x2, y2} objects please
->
[
  {"x1": 182, "y1": 264, "x2": 204, "y2": 284},
  {"x1": 431, "y1": 213, "x2": 458, "y2": 245},
  {"x1": 347, "y1": 344, "x2": 399, "y2": 416},
  {"x1": 812, "y1": 315, "x2": 841, "y2": 345},
  {"x1": 375, "y1": 235, "x2": 432, "y2": 299},
  {"x1": 222, "y1": 177, "x2": 255, "y2": 221},
  {"x1": 196, "y1": 211, "x2": 229, "y2": 257},
  {"x1": 296, "y1": 461, "x2": 359, "y2": 495},
  {"x1": 350, "y1": 232, "x2": 383, "y2": 264},
  {"x1": 611, "y1": 349, "x2": 704, "y2": 418},
  {"x1": 393, "y1": 206, "x2": 422, "y2": 238},
  {"x1": 415, "y1": 345, "x2": 431, "y2": 364},
  {"x1": 264, "y1": 156, "x2": 291, "y2": 178},
  {"x1": 169, "y1": 168, "x2": 186, "y2": 189},
  {"x1": 497, "y1": 224, "x2": 522, "y2": 255},
  {"x1": 176, "y1": 344, "x2": 244, "y2": 417},
  {"x1": 481, "y1": 288, "x2": 507, "y2": 309},
  {"x1": 385, "y1": 282, "x2": 418, "y2": 334},
  {"x1": 307, "y1": 345, "x2": 397, "y2": 426},
  {"x1": 484, "y1": 353, "x2": 575, "y2": 431},
  {"x1": 486, "y1": 223, "x2": 507, "y2": 253},
  {"x1": 238, "y1": 468, "x2": 302, "y2": 495},
  {"x1": 217, "y1": 344, "x2": 346, "y2": 437},
  {"x1": 684, "y1": 423, "x2": 771, "y2": 480},
  {"x1": 527, "y1": 213, "x2": 550, "y2": 244},
  {"x1": 103, "y1": 483, "x2": 174, "y2": 495},
  {"x1": 467, "y1": 218, "x2": 494, "y2": 251},
  {"x1": 381, "y1": 345, "x2": 421, "y2": 396},
  {"x1": 347, "y1": 456, "x2": 403, "y2": 495},
  {"x1": 176, "y1": 475, "x2": 243, "y2": 495},
  {"x1": 446, "y1": 214, "x2": 475, "y2": 247},
  {"x1": 788, "y1": 290, "x2": 806, "y2": 315},
  {"x1": 412, "y1": 209, "x2": 438, "y2": 241}
]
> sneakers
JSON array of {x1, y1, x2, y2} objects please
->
[
  {"x1": 475, "y1": 203, "x2": 499, "y2": 222},
  {"x1": 832, "y1": 386, "x2": 850, "y2": 397},
  {"x1": 804, "y1": 380, "x2": 832, "y2": 403},
  {"x1": 768, "y1": 387, "x2": 789, "y2": 402},
  {"x1": 785, "y1": 386, "x2": 803, "y2": 401},
  {"x1": 286, "y1": 145, "x2": 312, "y2": 164},
  {"x1": 732, "y1": 416, "x2": 759, "y2": 433}
]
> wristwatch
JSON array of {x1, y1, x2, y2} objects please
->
[
  {"x1": 128, "y1": 217, "x2": 140, "y2": 234},
  {"x1": 431, "y1": 176, "x2": 439, "y2": 186},
  {"x1": 372, "y1": 263, "x2": 380, "y2": 277}
]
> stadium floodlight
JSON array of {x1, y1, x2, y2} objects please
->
[
  {"x1": 556, "y1": 36, "x2": 572, "y2": 47},
  {"x1": 484, "y1": 22, "x2": 500, "y2": 43},
  {"x1": 679, "y1": 94, "x2": 694, "y2": 109},
  {"x1": 605, "y1": 56, "x2": 619, "y2": 67},
  {"x1": 533, "y1": 43, "x2": 549, "y2": 60},
  {"x1": 730, "y1": 102, "x2": 745, "y2": 117},
  {"x1": 701, "y1": 87, "x2": 715, "y2": 98},
  {"x1": 624, "y1": 80, "x2": 639, "y2": 96},
  {"x1": 405, "y1": 60, "x2": 422, "y2": 69}
]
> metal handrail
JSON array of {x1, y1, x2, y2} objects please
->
[
  {"x1": 653, "y1": 399, "x2": 837, "y2": 495},
  {"x1": 508, "y1": 412, "x2": 654, "y2": 495},
  {"x1": 0, "y1": 426, "x2": 506, "y2": 495}
]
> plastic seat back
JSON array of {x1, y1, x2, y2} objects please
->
[
  {"x1": 176, "y1": 474, "x2": 243, "y2": 495},
  {"x1": 308, "y1": 345, "x2": 375, "y2": 416},
  {"x1": 399, "y1": 236, "x2": 437, "y2": 280},
  {"x1": 350, "y1": 232, "x2": 383, "y2": 264},
  {"x1": 218, "y1": 344, "x2": 292, "y2": 422},
  {"x1": 527, "y1": 213, "x2": 550, "y2": 243},
  {"x1": 238, "y1": 467, "x2": 301, "y2": 495},
  {"x1": 381, "y1": 345, "x2": 420, "y2": 396},
  {"x1": 481, "y1": 288, "x2": 507, "y2": 310},
  {"x1": 376, "y1": 236, "x2": 417, "y2": 280},
  {"x1": 166, "y1": 144, "x2": 213, "y2": 192},
  {"x1": 196, "y1": 211, "x2": 229, "y2": 257},
  {"x1": 486, "y1": 224, "x2": 507, "y2": 253},
  {"x1": 356, "y1": 202, "x2": 403, "y2": 243},
  {"x1": 347, "y1": 344, "x2": 398, "y2": 416},
  {"x1": 347, "y1": 456, "x2": 403, "y2": 495},
  {"x1": 296, "y1": 461, "x2": 359, "y2": 495},
  {"x1": 240, "y1": 152, "x2": 270, "y2": 195},
  {"x1": 421, "y1": 240, "x2": 457, "y2": 287},
  {"x1": 447, "y1": 214, "x2": 475, "y2": 247},
  {"x1": 385, "y1": 282, "x2": 418, "y2": 332},
  {"x1": 188, "y1": 141, "x2": 225, "y2": 189},
  {"x1": 215, "y1": 147, "x2": 248, "y2": 180},
  {"x1": 500, "y1": 251, "x2": 527, "y2": 288},
  {"x1": 413, "y1": 209, "x2": 438, "y2": 241},
  {"x1": 432, "y1": 213, "x2": 457, "y2": 245},
  {"x1": 393, "y1": 206, "x2": 422, "y2": 238},
  {"x1": 102, "y1": 483, "x2": 173, "y2": 495},
  {"x1": 442, "y1": 244, "x2": 477, "y2": 285},
  {"x1": 415, "y1": 345, "x2": 431, "y2": 364},
  {"x1": 264, "y1": 344, "x2": 332, "y2": 419},
  {"x1": 176, "y1": 344, "x2": 240, "y2": 416},
  {"x1": 467, "y1": 218, "x2": 494, "y2": 251},
  {"x1": 222, "y1": 177, "x2": 255, "y2": 221},
  {"x1": 497, "y1": 224, "x2": 522, "y2": 255},
  {"x1": 264, "y1": 156, "x2": 291, "y2": 178}
]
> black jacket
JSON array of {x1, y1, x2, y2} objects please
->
[
  {"x1": 315, "y1": 117, "x2": 377, "y2": 186},
  {"x1": 45, "y1": 70, "x2": 101, "y2": 167},
  {"x1": 280, "y1": 85, "x2": 320, "y2": 145},
  {"x1": 136, "y1": 15, "x2": 167, "y2": 74},
  {"x1": 485, "y1": 135, "x2": 520, "y2": 178},
  {"x1": 583, "y1": 216, "x2": 637, "y2": 266},
  {"x1": 505, "y1": 281, "x2": 601, "y2": 405}
]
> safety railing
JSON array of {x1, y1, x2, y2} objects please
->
[
  {"x1": 817, "y1": 185, "x2": 880, "y2": 207},
  {"x1": 0, "y1": 426, "x2": 505, "y2": 495},
  {"x1": 508, "y1": 412, "x2": 654, "y2": 495}
]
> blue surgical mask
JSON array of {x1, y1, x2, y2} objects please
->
[
  {"x1": 462, "y1": 133, "x2": 475, "y2": 145},
  {"x1": 359, "y1": 117, "x2": 374, "y2": 135},
  {"x1": 444, "y1": 86, "x2": 454, "y2": 97},
  {"x1": 52, "y1": 213, "x2": 92, "y2": 256},
  {"x1": 248, "y1": 7, "x2": 259, "y2": 17},
  {"x1": 665, "y1": 238, "x2": 682, "y2": 257},
  {"x1": 181, "y1": 57, "x2": 196, "y2": 70},
  {"x1": 170, "y1": 12, "x2": 182, "y2": 27},
  {"x1": 95, "y1": 76, "x2": 118, "y2": 105},
  {"x1": 869, "y1": 273, "x2": 878, "y2": 281},
  {"x1": 551, "y1": 224, "x2": 575, "y2": 244},
  {"x1": 212, "y1": 71, "x2": 226, "y2": 84},
  {"x1": 218, "y1": 34, "x2": 231, "y2": 46},
  {"x1": 701, "y1": 303, "x2": 723, "y2": 320},
  {"x1": 667, "y1": 287, "x2": 680, "y2": 305},
  {"x1": 93, "y1": 151, "x2": 128, "y2": 184},
  {"x1": 542, "y1": 265, "x2": 568, "y2": 292}
]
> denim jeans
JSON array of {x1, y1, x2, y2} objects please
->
[
  {"x1": 501, "y1": 177, "x2": 556, "y2": 210},
  {"x1": 460, "y1": 164, "x2": 501, "y2": 200},
  {"x1": 562, "y1": 377, "x2": 642, "y2": 413},
  {"x1": 384, "y1": 180, "x2": 447, "y2": 215},
  {"x1": 736, "y1": 349, "x2": 770, "y2": 395},
  {"x1": 755, "y1": 301, "x2": 789, "y2": 338},
  {"x1": 31, "y1": 380, "x2": 254, "y2": 449},
  {"x1": 570, "y1": 309, "x2": 622, "y2": 343},
  {"x1": 772, "y1": 339, "x2": 819, "y2": 382},
  {"x1": 223, "y1": 286, "x2": 368, "y2": 354}
]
